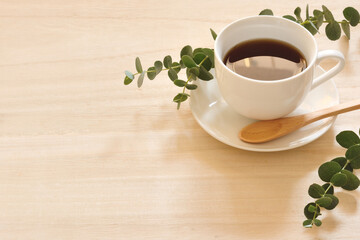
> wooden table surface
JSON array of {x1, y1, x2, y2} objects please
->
[{"x1": 1, "y1": 0, "x2": 360, "y2": 239}]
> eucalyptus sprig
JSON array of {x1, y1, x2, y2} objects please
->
[
  {"x1": 124, "y1": 5, "x2": 359, "y2": 109},
  {"x1": 260, "y1": 5, "x2": 360, "y2": 40},
  {"x1": 124, "y1": 45, "x2": 215, "y2": 109},
  {"x1": 303, "y1": 129, "x2": 360, "y2": 228}
]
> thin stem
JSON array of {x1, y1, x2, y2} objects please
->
[
  {"x1": 133, "y1": 64, "x2": 182, "y2": 76},
  {"x1": 342, "y1": 160, "x2": 350, "y2": 170},
  {"x1": 301, "y1": 19, "x2": 360, "y2": 27},
  {"x1": 176, "y1": 68, "x2": 194, "y2": 110},
  {"x1": 312, "y1": 206, "x2": 318, "y2": 224},
  {"x1": 324, "y1": 183, "x2": 333, "y2": 194},
  {"x1": 311, "y1": 182, "x2": 333, "y2": 226},
  {"x1": 198, "y1": 55, "x2": 209, "y2": 66},
  {"x1": 310, "y1": 159, "x2": 351, "y2": 226},
  {"x1": 182, "y1": 75, "x2": 192, "y2": 94}
]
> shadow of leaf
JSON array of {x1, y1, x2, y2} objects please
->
[{"x1": 336, "y1": 191, "x2": 358, "y2": 214}]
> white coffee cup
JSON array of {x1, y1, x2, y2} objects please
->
[{"x1": 214, "y1": 16, "x2": 345, "y2": 120}]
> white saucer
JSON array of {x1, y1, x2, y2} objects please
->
[{"x1": 190, "y1": 67, "x2": 339, "y2": 152}]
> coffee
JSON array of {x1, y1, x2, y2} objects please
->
[{"x1": 223, "y1": 39, "x2": 307, "y2": 80}]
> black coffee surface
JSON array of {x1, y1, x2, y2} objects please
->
[{"x1": 223, "y1": 39, "x2": 307, "y2": 80}]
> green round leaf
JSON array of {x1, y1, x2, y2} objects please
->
[
  {"x1": 283, "y1": 15, "x2": 297, "y2": 22},
  {"x1": 176, "y1": 102, "x2": 181, "y2": 110},
  {"x1": 306, "y1": 4, "x2": 309, "y2": 19},
  {"x1": 201, "y1": 48, "x2": 214, "y2": 56},
  {"x1": 137, "y1": 71, "x2": 145, "y2": 88},
  {"x1": 210, "y1": 28, "x2": 217, "y2": 40},
  {"x1": 343, "y1": 7, "x2": 360, "y2": 26},
  {"x1": 168, "y1": 68, "x2": 178, "y2": 81},
  {"x1": 186, "y1": 68, "x2": 197, "y2": 81},
  {"x1": 318, "y1": 161, "x2": 342, "y2": 182},
  {"x1": 124, "y1": 75, "x2": 133, "y2": 85},
  {"x1": 135, "y1": 57, "x2": 143, "y2": 73},
  {"x1": 304, "y1": 21, "x2": 318, "y2": 35},
  {"x1": 294, "y1": 7, "x2": 302, "y2": 22},
  {"x1": 346, "y1": 164, "x2": 354, "y2": 172},
  {"x1": 163, "y1": 55, "x2": 172, "y2": 68},
  {"x1": 308, "y1": 183, "x2": 325, "y2": 198},
  {"x1": 323, "y1": 194, "x2": 339, "y2": 210},
  {"x1": 336, "y1": 130, "x2": 360, "y2": 148},
  {"x1": 202, "y1": 59, "x2": 213, "y2": 71},
  {"x1": 179, "y1": 60, "x2": 186, "y2": 69},
  {"x1": 189, "y1": 67, "x2": 199, "y2": 77},
  {"x1": 154, "y1": 61, "x2": 163, "y2": 75},
  {"x1": 181, "y1": 55, "x2": 197, "y2": 68},
  {"x1": 332, "y1": 157, "x2": 353, "y2": 172},
  {"x1": 313, "y1": 10, "x2": 324, "y2": 28},
  {"x1": 193, "y1": 53, "x2": 212, "y2": 71},
  {"x1": 173, "y1": 79, "x2": 187, "y2": 87},
  {"x1": 173, "y1": 93, "x2": 189, "y2": 103},
  {"x1": 193, "y1": 53, "x2": 206, "y2": 64},
  {"x1": 341, "y1": 20, "x2": 351, "y2": 39},
  {"x1": 325, "y1": 21, "x2": 341, "y2": 41},
  {"x1": 259, "y1": 9, "x2": 274, "y2": 16},
  {"x1": 193, "y1": 48, "x2": 204, "y2": 56},
  {"x1": 147, "y1": 67, "x2": 156, "y2": 80},
  {"x1": 185, "y1": 84, "x2": 197, "y2": 90},
  {"x1": 310, "y1": 18, "x2": 320, "y2": 33},
  {"x1": 322, "y1": 5, "x2": 335, "y2": 22},
  {"x1": 341, "y1": 169, "x2": 360, "y2": 191},
  {"x1": 171, "y1": 62, "x2": 181, "y2": 73},
  {"x1": 331, "y1": 157, "x2": 347, "y2": 168},
  {"x1": 125, "y1": 70, "x2": 134, "y2": 80},
  {"x1": 315, "y1": 196, "x2": 333, "y2": 208},
  {"x1": 307, "y1": 204, "x2": 317, "y2": 213},
  {"x1": 322, "y1": 183, "x2": 334, "y2": 195},
  {"x1": 330, "y1": 172, "x2": 348, "y2": 187},
  {"x1": 303, "y1": 219, "x2": 313, "y2": 228},
  {"x1": 313, "y1": 219, "x2": 322, "y2": 227},
  {"x1": 202, "y1": 48, "x2": 215, "y2": 67},
  {"x1": 180, "y1": 45, "x2": 193, "y2": 58},
  {"x1": 198, "y1": 65, "x2": 214, "y2": 81},
  {"x1": 304, "y1": 203, "x2": 320, "y2": 219},
  {"x1": 346, "y1": 144, "x2": 360, "y2": 169}
]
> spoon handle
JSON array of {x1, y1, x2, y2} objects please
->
[{"x1": 305, "y1": 98, "x2": 360, "y2": 124}]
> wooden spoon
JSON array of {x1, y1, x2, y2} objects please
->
[{"x1": 239, "y1": 99, "x2": 360, "y2": 144}]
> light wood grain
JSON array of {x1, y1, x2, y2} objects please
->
[{"x1": 0, "y1": 0, "x2": 360, "y2": 239}]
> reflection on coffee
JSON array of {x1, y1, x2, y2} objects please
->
[{"x1": 223, "y1": 39, "x2": 307, "y2": 80}]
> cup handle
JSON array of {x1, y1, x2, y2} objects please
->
[{"x1": 311, "y1": 50, "x2": 345, "y2": 90}]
